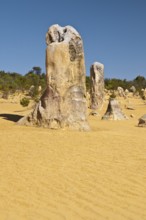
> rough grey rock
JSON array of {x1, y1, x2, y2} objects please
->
[
  {"x1": 141, "y1": 88, "x2": 146, "y2": 100},
  {"x1": 126, "y1": 105, "x2": 135, "y2": 110},
  {"x1": 18, "y1": 24, "x2": 90, "y2": 131},
  {"x1": 117, "y1": 87, "x2": 126, "y2": 98},
  {"x1": 130, "y1": 86, "x2": 136, "y2": 94},
  {"x1": 102, "y1": 98, "x2": 128, "y2": 120},
  {"x1": 90, "y1": 62, "x2": 104, "y2": 110},
  {"x1": 138, "y1": 114, "x2": 146, "y2": 127}
]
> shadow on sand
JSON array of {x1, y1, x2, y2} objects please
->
[{"x1": 0, "y1": 114, "x2": 23, "y2": 122}]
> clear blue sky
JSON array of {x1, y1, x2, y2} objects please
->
[{"x1": 0, "y1": 0, "x2": 146, "y2": 79}]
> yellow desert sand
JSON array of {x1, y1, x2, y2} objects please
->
[{"x1": 0, "y1": 97, "x2": 146, "y2": 220}]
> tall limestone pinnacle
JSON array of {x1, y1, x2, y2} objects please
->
[
  {"x1": 18, "y1": 24, "x2": 90, "y2": 131},
  {"x1": 90, "y1": 62, "x2": 104, "y2": 110}
]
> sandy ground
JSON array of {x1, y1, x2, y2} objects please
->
[{"x1": 0, "y1": 97, "x2": 146, "y2": 220}]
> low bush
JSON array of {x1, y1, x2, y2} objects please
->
[{"x1": 20, "y1": 97, "x2": 30, "y2": 107}]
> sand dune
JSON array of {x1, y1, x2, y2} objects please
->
[{"x1": 0, "y1": 98, "x2": 146, "y2": 220}]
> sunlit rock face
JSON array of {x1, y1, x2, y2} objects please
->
[
  {"x1": 18, "y1": 24, "x2": 90, "y2": 131},
  {"x1": 102, "y1": 98, "x2": 128, "y2": 120},
  {"x1": 90, "y1": 62, "x2": 104, "y2": 110},
  {"x1": 138, "y1": 114, "x2": 146, "y2": 127}
]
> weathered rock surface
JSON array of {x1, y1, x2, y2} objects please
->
[
  {"x1": 18, "y1": 24, "x2": 90, "y2": 131},
  {"x1": 102, "y1": 98, "x2": 128, "y2": 120},
  {"x1": 117, "y1": 87, "x2": 126, "y2": 98},
  {"x1": 130, "y1": 86, "x2": 136, "y2": 94},
  {"x1": 138, "y1": 114, "x2": 146, "y2": 127},
  {"x1": 126, "y1": 105, "x2": 135, "y2": 110},
  {"x1": 141, "y1": 88, "x2": 146, "y2": 100},
  {"x1": 125, "y1": 89, "x2": 129, "y2": 96},
  {"x1": 90, "y1": 62, "x2": 104, "y2": 110}
]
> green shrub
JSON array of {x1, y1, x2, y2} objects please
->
[
  {"x1": 20, "y1": 97, "x2": 30, "y2": 107},
  {"x1": 110, "y1": 93, "x2": 116, "y2": 99}
]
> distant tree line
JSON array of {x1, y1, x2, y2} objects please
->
[
  {"x1": 86, "y1": 75, "x2": 146, "y2": 92},
  {"x1": 0, "y1": 68, "x2": 146, "y2": 95},
  {"x1": 0, "y1": 67, "x2": 46, "y2": 94}
]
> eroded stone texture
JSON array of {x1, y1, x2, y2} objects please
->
[
  {"x1": 130, "y1": 86, "x2": 136, "y2": 94},
  {"x1": 138, "y1": 114, "x2": 146, "y2": 127},
  {"x1": 18, "y1": 24, "x2": 90, "y2": 131},
  {"x1": 90, "y1": 62, "x2": 104, "y2": 110},
  {"x1": 141, "y1": 88, "x2": 146, "y2": 100},
  {"x1": 117, "y1": 87, "x2": 126, "y2": 98},
  {"x1": 102, "y1": 98, "x2": 128, "y2": 120}
]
